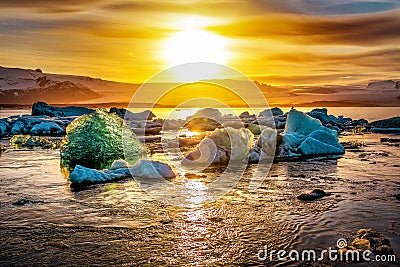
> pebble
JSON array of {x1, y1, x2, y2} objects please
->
[{"x1": 297, "y1": 189, "x2": 330, "y2": 201}]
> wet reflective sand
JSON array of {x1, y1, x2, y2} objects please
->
[{"x1": 0, "y1": 133, "x2": 399, "y2": 266}]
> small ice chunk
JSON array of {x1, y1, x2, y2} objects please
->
[{"x1": 109, "y1": 159, "x2": 129, "y2": 170}]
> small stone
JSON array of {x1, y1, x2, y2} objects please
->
[
  {"x1": 357, "y1": 228, "x2": 372, "y2": 238},
  {"x1": 352, "y1": 238, "x2": 370, "y2": 250},
  {"x1": 12, "y1": 198, "x2": 30, "y2": 206},
  {"x1": 159, "y1": 219, "x2": 173, "y2": 224},
  {"x1": 208, "y1": 217, "x2": 223, "y2": 223},
  {"x1": 374, "y1": 245, "x2": 394, "y2": 255},
  {"x1": 45, "y1": 241, "x2": 70, "y2": 249},
  {"x1": 297, "y1": 189, "x2": 330, "y2": 201}
]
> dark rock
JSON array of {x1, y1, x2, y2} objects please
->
[
  {"x1": 45, "y1": 241, "x2": 70, "y2": 249},
  {"x1": 239, "y1": 111, "x2": 251, "y2": 119},
  {"x1": 111, "y1": 107, "x2": 156, "y2": 121},
  {"x1": 32, "y1": 101, "x2": 94, "y2": 117},
  {"x1": 297, "y1": 189, "x2": 330, "y2": 201},
  {"x1": 160, "y1": 219, "x2": 173, "y2": 224},
  {"x1": 208, "y1": 216, "x2": 224, "y2": 223},
  {"x1": 12, "y1": 198, "x2": 31, "y2": 206},
  {"x1": 394, "y1": 194, "x2": 400, "y2": 201}
]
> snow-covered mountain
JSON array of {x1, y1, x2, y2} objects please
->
[
  {"x1": 0, "y1": 66, "x2": 136, "y2": 104},
  {"x1": 287, "y1": 79, "x2": 400, "y2": 107},
  {"x1": 367, "y1": 80, "x2": 400, "y2": 90},
  {"x1": 0, "y1": 66, "x2": 399, "y2": 106}
]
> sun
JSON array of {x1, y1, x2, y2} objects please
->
[{"x1": 164, "y1": 19, "x2": 229, "y2": 66}]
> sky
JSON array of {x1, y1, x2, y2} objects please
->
[{"x1": 0, "y1": 0, "x2": 399, "y2": 86}]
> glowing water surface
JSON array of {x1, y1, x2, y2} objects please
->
[{"x1": 0, "y1": 132, "x2": 399, "y2": 266}]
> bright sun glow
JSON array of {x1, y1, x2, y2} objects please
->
[{"x1": 164, "y1": 22, "x2": 229, "y2": 66}]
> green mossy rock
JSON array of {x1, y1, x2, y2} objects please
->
[{"x1": 60, "y1": 109, "x2": 146, "y2": 170}]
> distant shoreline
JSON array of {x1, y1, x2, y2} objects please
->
[{"x1": 1, "y1": 101, "x2": 400, "y2": 110}]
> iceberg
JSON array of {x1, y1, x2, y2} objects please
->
[
  {"x1": 60, "y1": 109, "x2": 146, "y2": 170},
  {"x1": 162, "y1": 119, "x2": 184, "y2": 130},
  {"x1": 247, "y1": 127, "x2": 277, "y2": 163},
  {"x1": 185, "y1": 108, "x2": 223, "y2": 132},
  {"x1": 186, "y1": 108, "x2": 222, "y2": 121},
  {"x1": 69, "y1": 159, "x2": 175, "y2": 185},
  {"x1": 183, "y1": 127, "x2": 253, "y2": 165},
  {"x1": 30, "y1": 122, "x2": 65, "y2": 135},
  {"x1": 109, "y1": 159, "x2": 129, "y2": 170},
  {"x1": 32, "y1": 101, "x2": 94, "y2": 117},
  {"x1": 247, "y1": 123, "x2": 268, "y2": 135},
  {"x1": 256, "y1": 127, "x2": 277, "y2": 160},
  {"x1": 259, "y1": 107, "x2": 283, "y2": 117},
  {"x1": 11, "y1": 120, "x2": 27, "y2": 135},
  {"x1": 222, "y1": 121, "x2": 244, "y2": 129},
  {"x1": 129, "y1": 120, "x2": 163, "y2": 135},
  {"x1": 280, "y1": 109, "x2": 344, "y2": 157},
  {"x1": 0, "y1": 120, "x2": 9, "y2": 136}
]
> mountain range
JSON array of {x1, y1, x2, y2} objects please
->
[{"x1": 0, "y1": 66, "x2": 399, "y2": 107}]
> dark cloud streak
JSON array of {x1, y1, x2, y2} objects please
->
[
  {"x1": 0, "y1": 0, "x2": 102, "y2": 13},
  {"x1": 208, "y1": 11, "x2": 400, "y2": 46},
  {"x1": 265, "y1": 48, "x2": 400, "y2": 64}
]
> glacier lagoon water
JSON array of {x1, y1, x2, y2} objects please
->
[{"x1": 0, "y1": 132, "x2": 399, "y2": 266}]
